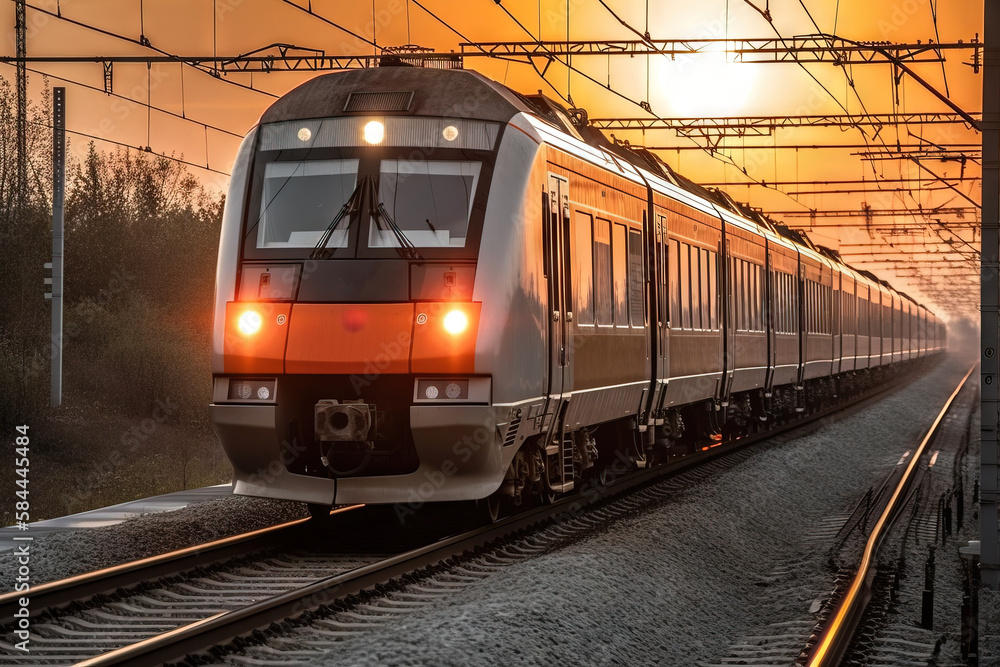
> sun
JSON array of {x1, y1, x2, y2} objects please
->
[{"x1": 653, "y1": 46, "x2": 758, "y2": 117}]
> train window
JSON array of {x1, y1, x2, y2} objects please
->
[
  {"x1": 816, "y1": 283, "x2": 822, "y2": 333},
  {"x1": 814, "y1": 282, "x2": 820, "y2": 333},
  {"x1": 819, "y1": 284, "x2": 825, "y2": 333},
  {"x1": 753, "y1": 264, "x2": 763, "y2": 332},
  {"x1": 845, "y1": 292, "x2": 851, "y2": 335},
  {"x1": 628, "y1": 229, "x2": 644, "y2": 327},
  {"x1": 784, "y1": 273, "x2": 792, "y2": 333},
  {"x1": 670, "y1": 239, "x2": 681, "y2": 328},
  {"x1": 786, "y1": 273, "x2": 793, "y2": 333},
  {"x1": 776, "y1": 273, "x2": 783, "y2": 333},
  {"x1": 657, "y1": 216, "x2": 668, "y2": 324},
  {"x1": 859, "y1": 291, "x2": 868, "y2": 333},
  {"x1": 732, "y1": 257, "x2": 747, "y2": 331},
  {"x1": 613, "y1": 223, "x2": 629, "y2": 327},
  {"x1": 708, "y1": 251, "x2": 718, "y2": 330},
  {"x1": 772, "y1": 272, "x2": 780, "y2": 333},
  {"x1": 257, "y1": 159, "x2": 359, "y2": 248},
  {"x1": 786, "y1": 274, "x2": 792, "y2": 333},
  {"x1": 744, "y1": 261, "x2": 752, "y2": 331},
  {"x1": 572, "y1": 212, "x2": 595, "y2": 325},
  {"x1": 792, "y1": 275, "x2": 799, "y2": 332},
  {"x1": 731, "y1": 259, "x2": 739, "y2": 331},
  {"x1": 700, "y1": 248, "x2": 710, "y2": 330},
  {"x1": 827, "y1": 286, "x2": 833, "y2": 333},
  {"x1": 680, "y1": 243, "x2": 691, "y2": 329},
  {"x1": 805, "y1": 281, "x2": 813, "y2": 333},
  {"x1": 780, "y1": 273, "x2": 787, "y2": 333},
  {"x1": 370, "y1": 160, "x2": 480, "y2": 248},
  {"x1": 594, "y1": 218, "x2": 612, "y2": 326},
  {"x1": 691, "y1": 246, "x2": 702, "y2": 329},
  {"x1": 807, "y1": 282, "x2": 812, "y2": 333},
  {"x1": 741, "y1": 260, "x2": 748, "y2": 331}
]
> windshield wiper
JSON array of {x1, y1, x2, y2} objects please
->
[
  {"x1": 309, "y1": 177, "x2": 365, "y2": 259},
  {"x1": 370, "y1": 176, "x2": 422, "y2": 260}
]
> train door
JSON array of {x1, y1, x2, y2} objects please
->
[
  {"x1": 832, "y1": 269, "x2": 842, "y2": 374},
  {"x1": 655, "y1": 213, "x2": 669, "y2": 403},
  {"x1": 720, "y1": 232, "x2": 735, "y2": 401},
  {"x1": 765, "y1": 246, "x2": 776, "y2": 391},
  {"x1": 796, "y1": 254, "x2": 806, "y2": 386},
  {"x1": 545, "y1": 174, "x2": 573, "y2": 405}
]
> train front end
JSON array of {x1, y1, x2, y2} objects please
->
[{"x1": 209, "y1": 67, "x2": 541, "y2": 509}]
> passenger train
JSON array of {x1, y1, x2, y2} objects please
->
[{"x1": 209, "y1": 63, "x2": 945, "y2": 520}]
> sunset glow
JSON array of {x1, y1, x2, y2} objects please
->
[{"x1": 656, "y1": 47, "x2": 758, "y2": 117}]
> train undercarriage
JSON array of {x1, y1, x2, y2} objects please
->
[{"x1": 491, "y1": 358, "x2": 928, "y2": 521}]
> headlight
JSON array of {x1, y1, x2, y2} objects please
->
[
  {"x1": 416, "y1": 379, "x2": 469, "y2": 401},
  {"x1": 238, "y1": 310, "x2": 263, "y2": 336},
  {"x1": 364, "y1": 120, "x2": 385, "y2": 144},
  {"x1": 443, "y1": 309, "x2": 468, "y2": 335},
  {"x1": 227, "y1": 378, "x2": 276, "y2": 401}
]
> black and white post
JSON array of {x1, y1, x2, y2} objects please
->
[{"x1": 49, "y1": 87, "x2": 66, "y2": 407}]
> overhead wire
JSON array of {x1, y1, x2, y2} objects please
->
[
  {"x1": 929, "y1": 0, "x2": 950, "y2": 97},
  {"x1": 21, "y1": 2, "x2": 279, "y2": 99},
  {"x1": 788, "y1": 1, "x2": 976, "y2": 260},
  {"x1": 488, "y1": 0, "x2": 813, "y2": 208},
  {"x1": 12, "y1": 64, "x2": 244, "y2": 140},
  {"x1": 27, "y1": 119, "x2": 232, "y2": 176},
  {"x1": 277, "y1": 0, "x2": 381, "y2": 50},
  {"x1": 409, "y1": 0, "x2": 572, "y2": 103}
]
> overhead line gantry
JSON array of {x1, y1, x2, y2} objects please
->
[{"x1": 459, "y1": 36, "x2": 978, "y2": 64}]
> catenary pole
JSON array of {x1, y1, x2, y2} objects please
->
[
  {"x1": 50, "y1": 88, "x2": 65, "y2": 407},
  {"x1": 982, "y1": 0, "x2": 1000, "y2": 589}
]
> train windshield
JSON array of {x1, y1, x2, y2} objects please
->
[
  {"x1": 256, "y1": 159, "x2": 359, "y2": 248},
  {"x1": 369, "y1": 160, "x2": 481, "y2": 249}
]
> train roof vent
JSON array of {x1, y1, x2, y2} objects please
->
[{"x1": 343, "y1": 91, "x2": 414, "y2": 112}]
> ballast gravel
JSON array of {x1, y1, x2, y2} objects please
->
[{"x1": 0, "y1": 496, "x2": 307, "y2": 591}]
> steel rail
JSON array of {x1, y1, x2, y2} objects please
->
[
  {"x1": 71, "y1": 361, "x2": 942, "y2": 667},
  {"x1": 0, "y1": 505, "x2": 361, "y2": 620},
  {"x1": 805, "y1": 363, "x2": 976, "y2": 667}
]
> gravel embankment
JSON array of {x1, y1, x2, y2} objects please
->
[{"x1": 0, "y1": 496, "x2": 307, "y2": 591}]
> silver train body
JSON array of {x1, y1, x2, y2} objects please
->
[{"x1": 210, "y1": 66, "x2": 945, "y2": 510}]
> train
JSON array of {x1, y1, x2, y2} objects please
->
[{"x1": 209, "y1": 62, "x2": 946, "y2": 522}]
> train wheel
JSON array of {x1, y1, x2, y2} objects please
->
[{"x1": 476, "y1": 492, "x2": 502, "y2": 525}]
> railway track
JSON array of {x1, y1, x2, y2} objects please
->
[
  {"x1": 0, "y1": 361, "x2": 943, "y2": 666},
  {"x1": 0, "y1": 505, "x2": 457, "y2": 665},
  {"x1": 802, "y1": 364, "x2": 977, "y2": 666}
]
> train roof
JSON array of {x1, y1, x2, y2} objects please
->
[
  {"x1": 259, "y1": 65, "x2": 934, "y2": 315},
  {"x1": 260, "y1": 66, "x2": 527, "y2": 125}
]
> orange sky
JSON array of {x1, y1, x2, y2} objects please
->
[{"x1": 1, "y1": 0, "x2": 985, "y2": 318}]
